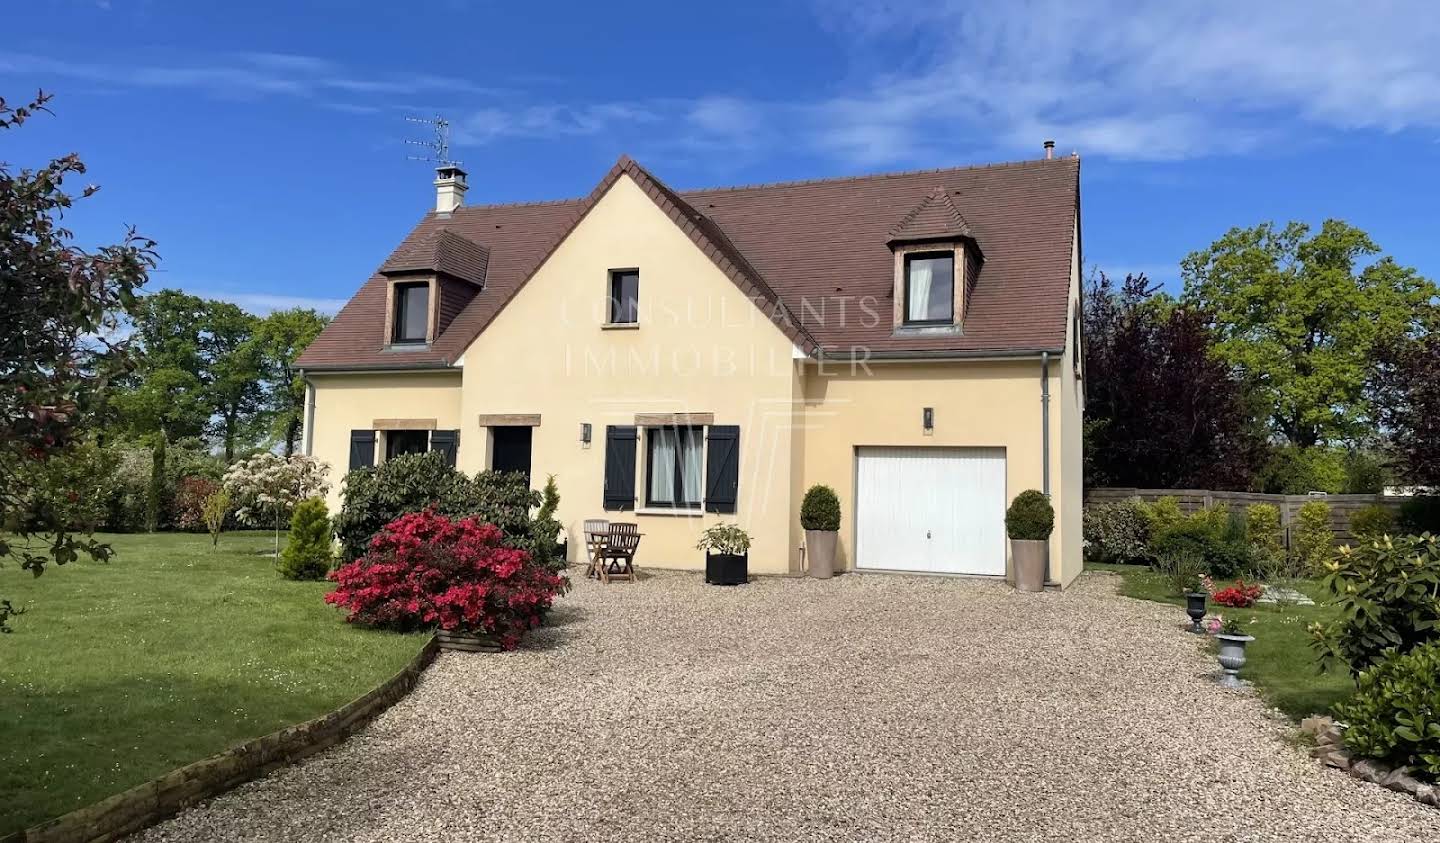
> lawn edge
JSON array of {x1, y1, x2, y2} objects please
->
[{"x1": 4, "y1": 635, "x2": 439, "y2": 843}]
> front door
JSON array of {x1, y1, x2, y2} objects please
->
[{"x1": 491, "y1": 426, "x2": 533, "y2": 481}]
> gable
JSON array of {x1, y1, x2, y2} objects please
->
[{"x1": 458, "y1": 172, "x2": 801, "y2": 370}]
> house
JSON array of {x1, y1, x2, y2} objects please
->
[{"x1": 296, "y1": 145, "x2": 1084, "y2": 585}]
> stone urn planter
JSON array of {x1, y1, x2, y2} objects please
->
[
  {"x1": 800, "y1": 485, "x2": 841, "y2": 580},
  {"x1": 436, "y1": 629, "x2": 502, "y2": 653},
  {"x1": 1216, "y1": 632, "x2": 1255, "y2": 688},
  {"x1": 1005, "y1": 490, "x2": 1053, "y2": 593},
  {"x1": 1184, "y1": 592, "x2": 1208, "y2": 633}
]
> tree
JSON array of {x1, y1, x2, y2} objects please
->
[
  {"x1": 1374, "y1": 335, "x2": 1440, "y2": 487},
  {"x1": 1083, "y1": 272, "x2": 1265, "y2": 489},
  {"x1": 223, "y1": 453, "x2": 331, "y2": 556},
  {"x1": 278, "y1": 497, "x2": 332, "y2": 580},
  {"x1": 252, "y1": 308, "x2": 328, "y2": 455},
  {"x1": 111, "y1": 290, "x2": 210, "y2": 443},
  {"x1": 1, "y1": 91, "x2": 156, "y2": 631},
  {"x1": 1182, "y1": 220, "x2": 1438, "y2": 447},
  {"x1": 202, "y1": 300, "x2": 263, "y2": 461}
]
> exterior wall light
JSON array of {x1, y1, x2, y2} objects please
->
[
  {"x1": 923, "y1": 407, "x2": 934, "y2": 433},
  {"x1": 580, "y1": 422, "x2": 592, "y2": 447}
]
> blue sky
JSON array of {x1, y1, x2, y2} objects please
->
[{"x1": 4, "y1": 0, "x2": 1440, "y2": 314}]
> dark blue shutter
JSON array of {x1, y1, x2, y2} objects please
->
[
  {"x1": 704, "y1": 425, "x2": 739, "y2": 514},
  {"x1": 348, "y1": 430, "x2": 375, "y2": 470},
  {"x1": 603, "y1": 426, "x2": 637, "y2": 511},
  {"x1": 430, "y1": 429, "x2": 459, "y2": 467}
]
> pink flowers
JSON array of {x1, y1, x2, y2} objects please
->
[{"x1": 324, "y1": 510, "x2": 566, "y2": 650}]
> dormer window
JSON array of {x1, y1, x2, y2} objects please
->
[
  {"x1": 392, "y1": 281, "x2": 430, "y2": 344},
  {"x1": 903, "y1": 251, "x2": 955, "y2": 325}
]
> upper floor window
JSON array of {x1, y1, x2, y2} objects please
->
[
  {"x1": 904, "y1": 251, "x2": 955, "y2": 324},
  {"x1": 393, "y1": 282, "x2": 430, "y2": 343},
  {"x1": 608, "y1": 269, "x2": 639, "y2": 324}
]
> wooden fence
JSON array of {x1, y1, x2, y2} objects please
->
[{"x1": 1084, "y1": 488, "x2": 1412, "y2": 547}]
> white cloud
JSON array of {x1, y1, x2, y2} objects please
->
[
  {"x1": 796, "y1": 0, "x2": 1440, "y2": 161},
  {"x1": 0, "y1": 50, "x2": 502, "y2": 105},
  {"x1": 186, "y1": 288, "x2": 347, "y2": 316}
]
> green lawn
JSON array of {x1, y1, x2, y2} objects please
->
[
  {"x1": 0, "y1": 531, "x2": 426, "y2": 835},
  {"x1": 1088, "y1": 562, "x2": 1356, "y2": 721}
]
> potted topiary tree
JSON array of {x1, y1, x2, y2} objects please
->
[
  {"x1": 801, "y1": 485, "x2": 841, "y2": 579},
  {"x1": 1006, "y1": 489, "x2": 1053, "y2": 592},
  {"x1": 697, "y1": 523, "x2": 752, "y2": 586}
]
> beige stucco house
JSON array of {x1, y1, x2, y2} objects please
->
[{"x1": 297, "y1": 148, "x2": 1085, "y2": 586}]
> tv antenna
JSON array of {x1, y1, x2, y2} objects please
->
[{"x1": 405, "y1": 114, "x2": 460, "y2": 167}]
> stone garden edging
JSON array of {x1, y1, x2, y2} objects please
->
[
  {"x1": 3, "y1": 636, "x2": 440, "y2": 843},
  {"x1": 1301, "y1": 715, "x2": 1440, "y2": 809}
]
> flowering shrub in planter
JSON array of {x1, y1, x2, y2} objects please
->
[
  {"x1": 1212, "y1": 580, "x2": 1263, "y2": 608},
  {"x1": 324, "y1": 510, "x2": 566, "y2": 650}
]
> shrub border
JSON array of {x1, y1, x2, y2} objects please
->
[
  {"x1": 1302, "y1": 716, "x2": 1440, "y2": 809},
  {"x1": 3, "y1": 636, "x2": 440, "y2": 843}
]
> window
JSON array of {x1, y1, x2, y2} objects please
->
[
  {"x1": 903, "y1": 251, "x2": 955, "y2": 324},
  {"x1": 645, "y1": 426, "x2": 702, "y2": 508},
  {"x1": 385, "y1": 429, "x2": 429, "y2": 461},
  {"x1": 392, "y1": 282, "x2": 430, "y2": 343},
  {"x1": 608, "y1": 269, "x2": 639, "y2": 324}
]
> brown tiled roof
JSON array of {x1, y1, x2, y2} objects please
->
[
  {"x1": 379, "y1": 229, "x2": 489, "y2": 286},
  {"x1": 888, "y1": 188, "x2": 976, "y2": 245},
  {"x1": 297, "y1": 154, "x2": 1079, "y2": 370}
]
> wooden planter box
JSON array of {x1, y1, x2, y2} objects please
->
[{"x1": 436, "y1": 629, "x2": 502, "y2": 653}]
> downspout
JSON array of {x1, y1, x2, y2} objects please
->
[
  {"x1": 301, "y1": 375, "x2": 316, "y2": 457},
  {"x1": 1040, "y1": 352, "x2": 1051, "y2": 496}
]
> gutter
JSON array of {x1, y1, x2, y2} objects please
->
[
  {"x1": 816, "y1": 347, "x2": 1064, "y2": 362},
  {"x1": 1040, "y1": 351, "x2": 1051, "y2": 496},
  {"x1": 297, "y1": 362, "x2": 457, "y2": 374},
  {"x1": 302, "y1": 376, "x2": 316, "y2": 457}
]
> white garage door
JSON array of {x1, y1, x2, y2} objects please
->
[{"x1": 855, "y1": 447, "x2": 1007, "y2": 575}]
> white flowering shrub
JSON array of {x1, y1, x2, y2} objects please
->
[{"x1": 223, "y1": 453, "x2": 331, "y2": 554}]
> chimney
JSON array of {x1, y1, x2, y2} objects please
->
[
  {"x1": 1043, "y1": 139, "x2": 1055, "y2": 160},
  {"x1": 434, "y1": 164, "x2": 468, "y2": 215}
]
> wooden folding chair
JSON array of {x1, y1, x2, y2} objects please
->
[
  {"x1": 598, "y1": 523, "x2": 641, "y2": 583},
  {"x1": 582, "y1": 519, "x2": 609, "y2": 579}
]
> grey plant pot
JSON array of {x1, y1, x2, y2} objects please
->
[
  {"x1": 1216, "y1": 633, "x2": 1255, "y2": 688},
  {"x1": 1010, "y1": 538, "x2": 1048, "y2": 592},
  {"x1": 805, "y1": 529, "x2": 837, "y2": 579}
]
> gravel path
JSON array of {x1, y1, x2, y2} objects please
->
[{"x1": 136, "y1": 571, "x2": 1440, "y2": 842}]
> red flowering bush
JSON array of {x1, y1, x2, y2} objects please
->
[
  {"x1": 1212, "y1": 580, "x2": 1263, "y2": 608},
  {"x1": 324, "y1": 510, "x2": 566, "y2": 649}
]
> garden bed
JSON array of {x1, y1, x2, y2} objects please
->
[
  {"x1": 0, "y1": 531, "x2": 427, "y2": 836},
  {"x1": 1087, "y1": 562, "x2": 1354, "y2": 720}
]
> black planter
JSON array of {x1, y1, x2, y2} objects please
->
[
  {"x1": 705, "y1": 552, "x2": 748, "y2": 586},
  {"x1": 1184, "y1": 591, "x2": 1208, "y2": 634}
]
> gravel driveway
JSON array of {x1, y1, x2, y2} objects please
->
[{"x1": 137, "y1": 571, "x2": 1440, "y2": 842}]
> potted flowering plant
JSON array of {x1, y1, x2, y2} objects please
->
[
  {"x1": 1206, "y1": 615, "x2": 1255, "y2": 688},
  {"x1": 697, "y1": 523, "x2": 751, "y2": 586}
]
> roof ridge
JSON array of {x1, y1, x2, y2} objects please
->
[
  {"x1": 445, "y1": 196, "x2": 586, "y2": 213},
  {"x1": 680, "y1": 156, "x2": 1076, "y2": 196}
]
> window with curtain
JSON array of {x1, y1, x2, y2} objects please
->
[
  {"x1": 609, "y1": 269, "x2": 639, "y2": 324},
  {"x1": 646, "y1": 426, "x2": 702, "y2": 508},
  {"x1": 904, "y1": 251, "x2": 955, "y2": 324},
  {"x1": 392, "y1": 282, "x2": 430, "y2": 343}
]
